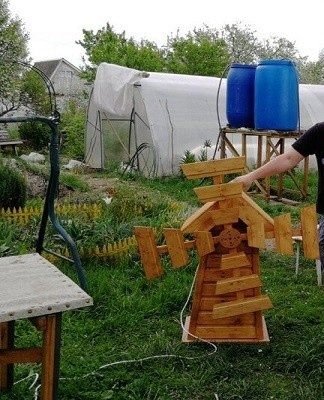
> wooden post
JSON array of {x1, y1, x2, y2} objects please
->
[
  {"x1": 41, "y1": 314, "x2": 62, "y2": 400},
  {"x1": 0, "y1": 321, "x2": 14, "y2": 390}
]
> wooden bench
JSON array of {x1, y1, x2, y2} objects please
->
[
  {"x1": 0, "y1": 139, "x2": 24, "y2": 155},
  {"x1": 0, "y1": 253, "x2": 93, "y2": 399}
]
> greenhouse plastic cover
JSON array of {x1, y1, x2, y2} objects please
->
[{"x1": 87, "y1": 63, "x2": 324, "y2": 176}]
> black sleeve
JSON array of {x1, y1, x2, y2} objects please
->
[{"x1": 292, "y1": 122, "x2": 324, "y2": 157}]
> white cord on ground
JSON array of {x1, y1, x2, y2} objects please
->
[{"x1": 15, "y1": 263, "x2": 219, "y2": 396}]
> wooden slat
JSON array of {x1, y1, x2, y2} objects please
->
[
  {"x1": 163, "y1": 228, "x2": 189, "y2": 268},
  {"x1": 195, "y1": 231, "x2": 215, "y2": 256},
  {"x1": 0, "y1": 347, "x2": 42, "y2": 364},
  {"x1": 239, "y1": 205, "x2": 263, "y2": 226},
  {"x1": 212, "y1": 295, "x2": 273, "y2": 319},
  {"x1": 0, "y1": 322, "x2": 13, "y2": 389},
  {"x1": 209, "y1": 207, "x2": 240, "y2": 226},
  {"x1": 195, "y1": 325, "x2": 257, "y2": 339},
  {"x1": 134, "y1": 226, "x2": 163, "y2": 279},
  {"x1": 194, "y1": 182, "x2": 243, "y2": 203},
  {"x1": 196, "y1": 311, "x2": 255, "y2": 325},
  {"x1": 180, "y1": 157, "x2": 246, "y2": 179},
  {"x1": 182, "y1": 316, "x2": 270, "y2": 342},
  {"x1": 274, "y1": 213, "x2": 293, "y2": 255},
  {"x1": 240, "y1": 192, "x2": 274, "y2": 232},
  {"x1": 220, "y1": 252, "x2": 251, "y2": 270},
  {"x1": 300, "y1": 205, "x2": 320, "y2": 259},
  {"x1": 181, "y1": 201, "x2": 217, "y2": 233},
  {"x1": 247, "y1": 223, "x2": 266, "y2": 249},
  {"x1": 215, "y1": 274, "x2": 262, "y2": 295}
]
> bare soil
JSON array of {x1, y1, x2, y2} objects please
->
[{"x1": 25, "y1": 170, "x2": 118, "y2": 200}]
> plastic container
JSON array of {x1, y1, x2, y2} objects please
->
[
  {"x1": 254, "y1": 59, "x2": 299, "y2": 131},
  {"x1": 226, "y1": 63, "x2": 256, "y2": 129}
]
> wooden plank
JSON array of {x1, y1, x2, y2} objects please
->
[
  {"x1": 196, "y1": 311, "x2": 255, "y2": 325},
  {"x1": 274, "y1": 213, "x2": 294, "y2": 255},
  {"x1": 195, "y1": 325, "x2": 257, "y2": 339},
  {"x1": 212, "y1": 295, "x2": 273, "y2": 319},
  {"x1": 239, "y1": 205, "x2": 263, "y2": 226},
  {"x1": 0, "y1": 347, "x2": 42, "y2": 363},
  {"x1": 134, "y1": 226, "x2": 163, "y2": 279},
  {"x1": 201, "y1": 283, "x2": 255, "y2": 298},
  {"x1": 195, "y1": 231, "x2": 215, "y2": 256},
  {"x1": 181, "y1": 201, "x2": 217, "y2": 233},
  {"x1": 187, "y1": 256, "x2": 209, "y2": 334},
  {"x1": 0, "y1": 321, "x2": 13, "y2": 389},
  {"x1": 220, "y1": 252, "x2": 251, "y2": 270},
  {"x1": 247, "y1": 223, "x2": 266, "y2": 249},
  {"x1": 201, "y1": 296, "x2": 254, "y2": 311},
  {"x1": 215, "y1": 274, "x2": 262, "y2": 295},
  {"x1": 240, "y1": 192, "x2": 274, "y2": 232},
  {"x1": 194, "y1": 182, "x2": 243, "y2": 203},
  {"x1": 182, "y1": 316, "x2": 270, "y2": 343},
  {"x1": 163, "y1": 228, "x2": 189, "y2": 268},
  {"x1": 301, "y1": 205, "x2": 320, "y2": 259},
  {"x1": 180, "y1": 157, "x2": 246, "y2": 179},
  {"x1": 41, "y1": 314, "x2": 61, "y2": 400},
  {"x1": 209, "y1": 207, "x2": 240, "y2": 226}
]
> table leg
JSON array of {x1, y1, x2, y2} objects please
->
[
  {"x1": 0, "y1": 321, "x2": 15, "y2": 390},
  {"x1": 40, "y1": 313, "x2": 62, "y2": 400}
]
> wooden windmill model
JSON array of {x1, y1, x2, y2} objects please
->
[{"x1": 135, "y1": 157, "x2": 319, "y2": 343}]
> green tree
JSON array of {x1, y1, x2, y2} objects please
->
[
  {"x1": 78, "y1": 23, "x2": 230, "y2": 80},
  {"x1": 222, "y1": 23, "x2": 261, "y2": 64},
  {"x1": 77, "y1": 23, "x2": 165, "y2": 82},
  {"x1": 165, "y1": 25, "x2": 230, "y2": 76},
  {"x1": 0, "y1": 0, "x2": 29, "y2": 116},
  {"x1": 222, "y1": 22, "x2": 303, "y2": 65},
  {"x1": 60, "y1": 100, "x2": 87, "y2": 160},
  {"x1": 297, "y1": 49, "x2": 324, "y2": 84},
  {"x1": 20, "y1": 69, "x2": 52, "y2": 115},
  {"x1": 257, "y1": 36, "x2": 302, "y2": 61},
  {"x1": 78, "y1": 21, "x2": 319, "y2": 85}
]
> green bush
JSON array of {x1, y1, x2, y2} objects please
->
[
  {"x1": 18, "y1": 120, "x2": 52, "y2": 151},
  {"x1": 0, "y1": 165, "x2": 27, "y2": 210},
  {"x1": 60, "y1": 100, "x2": 87, "y2": 160}
]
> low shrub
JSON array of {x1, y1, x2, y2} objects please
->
[{"x1": 0, "y1": 163, "x2": 27, "y2": 210}]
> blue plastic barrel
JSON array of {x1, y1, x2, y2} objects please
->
[
  {"x1": 226, "y1": 63, "x2": 256, "y2": 129},
  {"x1": 254, "y1": 59, "x2": 299, "y2": 131}
]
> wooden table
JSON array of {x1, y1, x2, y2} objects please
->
[{"x1": 0, "y1": 253, "x2": 93, "y2": 399}]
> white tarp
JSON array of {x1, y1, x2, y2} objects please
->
[
  {"x1": 92, "y1": 63, "x2": 148, "y2": 117},
  {"x1": 86, "y1": 63, "x2": 324, "y2": 176}
]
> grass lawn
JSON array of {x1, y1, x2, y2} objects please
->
[{"x1": 1, "y1": 168, "x2": 324, "y2": 399}]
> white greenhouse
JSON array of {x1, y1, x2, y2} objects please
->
[{"x1": 85, "y1": 63, "x2": 324, "y2": 176}]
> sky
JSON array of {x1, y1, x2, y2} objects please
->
[{"x1": 8, "y1": 0, "x2": 324, "y2": 68}]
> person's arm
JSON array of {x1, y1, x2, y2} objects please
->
[{"x1": 232, "y1": 148, "x2": 305, "y2": 191}]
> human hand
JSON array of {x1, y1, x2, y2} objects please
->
[{"x1": 231, "y1": 174, "x2": 253, "y2": 192}]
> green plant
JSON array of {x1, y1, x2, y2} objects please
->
[
  {"x1": 18, "y1": 120, "x2": 52, "y2": 151},
  {"x1": 60, "y1": 172, "x2": 90, "y2": 192},
  {"x1": 0, "y1": 163, "x2": 27, "y2": 209},
  {"x1": 60, "y1": 100, "x2": 87, "y2": 160},
  {"x1": 197, "y1": 139, "x2": 213, "y2": 162},
  {"x1": 180, "y1": 149, "x2": 196, "y2": 165}
]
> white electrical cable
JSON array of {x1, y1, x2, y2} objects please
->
[{"x1": 15, "y1": 262, "x2": 219, "y2": 398}]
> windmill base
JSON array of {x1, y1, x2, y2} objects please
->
[{"x1": 182, "y1": 316, "x2": 270, "y2": 344}]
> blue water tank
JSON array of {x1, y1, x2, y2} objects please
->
[
  {"x1": 226, "y1": 63, "x2": 256, "y2": 129},
  {"x1": 254, "y1": 59, "x2": 299, "y2": 131}
]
